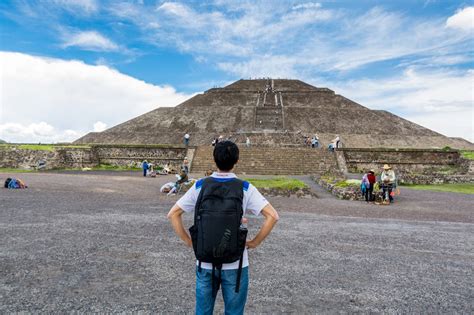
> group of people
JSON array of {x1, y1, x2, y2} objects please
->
[
  {"x1": 302, "y1": 134, "x2": 320, "y2": 148},
  {"x1": 361, "y1": 164, "x2": 397, "y2": 204},
  {"x1": 142, "y1": 157, "x2": 189, "y2": 177},
  {"x1": 299, "y1": 133, "x2": 340, "y2": 150}
]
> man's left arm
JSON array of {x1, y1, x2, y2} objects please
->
[
  {"x1": 246, "y1": 203, "x2": 279, "y2": 249},
  {"x1": 167, "y1": 204, "x2": 192, "y2": 247}
]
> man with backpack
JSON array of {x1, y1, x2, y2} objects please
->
[{"x1": 167, "y1": 141, "x2": 279, "y2": 314}]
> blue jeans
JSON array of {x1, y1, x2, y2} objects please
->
[{"x1": 196, "y1": 267, "x2": 248, "y2": 315}]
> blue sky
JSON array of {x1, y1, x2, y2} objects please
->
[{"x1": 0, "y1": 0, "x2": 473, "y2": 143}]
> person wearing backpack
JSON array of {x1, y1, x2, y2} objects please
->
[{"x1": 167, "y1": 141, "x2": 279, "y2": 314}]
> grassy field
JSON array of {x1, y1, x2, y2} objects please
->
[
  {"x1": 461, "y1": 151, "x2": 474, "y2": 160},
  {"x1": 244, "y1": 177, "x2": 307, "y2": 190},
  {"x1": 335, "y1": 179, "x2": 361, "y2": 188},
  {"x1": 90, "y1": 164, "x2": 141, "y2": 171},
  {"x1": 403, "y1": 183, "x2": 474, "y2": 195},
  {"x1": 0, "y1": 144, "x2": 91, "y2": 151},
  {"x1": 0, "y1": 168, "x2": 36, "y2": 173}
]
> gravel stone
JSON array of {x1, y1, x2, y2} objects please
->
[{"x1": 0, "y1": 172, "x2": 473, "y2": 313}]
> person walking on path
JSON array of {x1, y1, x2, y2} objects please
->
[
  {"x1": 167, "y1": 141, "x2": 279, "y2": 314},
  {"x1": 141, "y1": 160, "x2": 148, "y2": 177}
]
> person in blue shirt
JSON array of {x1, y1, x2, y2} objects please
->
[{"x1": 142, "y1": 160, "x2": 149, "y2": 177}]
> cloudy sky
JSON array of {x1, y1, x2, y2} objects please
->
[{"x1": 0, "y1": 0, "x2": 473, "y2": 143}]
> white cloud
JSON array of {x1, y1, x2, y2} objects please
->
[
  {"x1": 111, "y1": 3, "x2": 470, "y2": 76},
  {"x1": 327, "y1": 68, "x2": 474, "y2": 141},
  {"x1": 51, "y1": 0, "x2": 98, "y2": 14},
  {"x1": 62, "y1": 31, "x2": 119, "y2": 51},
  {"x1": 446, "y1": 7, "x2": 474, "y2": 31},
  {"x1": 0, "y1": 122, "x2": 82, "y2": 143},
  {"x1": 0, "y1": 52, "x2": 192, "y2": 143},
  {"x1": 218, "y1": 55, "x2": 300, "y2": 78},
  {"x1": 292, "y1": 2, "x2": 322, "y2": 10},
  {"x1": 93, "y1": 121, "x2": 107, "y2": 132}
]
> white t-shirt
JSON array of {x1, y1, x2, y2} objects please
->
[
  {"x1": 176, "y1": 172, "x2": 268, "y2": 270},
  {"x1": 184, "y1": 134, "x2": 190, "y2": 139}
]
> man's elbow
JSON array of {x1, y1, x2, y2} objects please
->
[
  {"x1": 167, "y1": 205, "x2": 179, "y2": 220},
  {"x1": 270, "y1": 212, "x2": 280, "y2": 222}
]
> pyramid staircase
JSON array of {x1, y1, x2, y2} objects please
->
[
  {"x1": 254, "y1": 79, "x2": 285, "y2": 130},
  {"x1": 190, "y1": 145, "x2": 339, "y2": 175}
]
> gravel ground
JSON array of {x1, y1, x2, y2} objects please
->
[{"x1": 0, "y1": 171, "x2": 473, "y2": 313}]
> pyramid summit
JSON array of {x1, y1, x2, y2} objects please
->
[{"x1": 75, "y1": 78, "x2": 472, "y2": 149}]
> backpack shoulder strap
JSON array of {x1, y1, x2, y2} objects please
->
[{"x1": 194, "y1": 177, "x2": 213, "y2": 220}]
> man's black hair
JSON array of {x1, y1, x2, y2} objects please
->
[{"x1": 213, "y1": 141, "x2": 239, "y2": 171}]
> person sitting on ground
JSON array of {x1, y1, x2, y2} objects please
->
[
  {"x1": 311, "y1": 136, "x2": 319, "y2": 148},
  {"x1": 167, "y1": 170, "x2": 189, "y2": 196},
  {"x1": 380, "y1": 164, "x2": 396, "y2": 203},
  {"x1": 4, "y1": 178, "x2": 28, "y2": 189}
]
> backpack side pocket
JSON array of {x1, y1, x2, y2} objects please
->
[{"x1": 189, "y1": 224, "x2": 198, "y2": 256}]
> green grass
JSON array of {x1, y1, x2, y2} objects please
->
[
  {"x1": 0, "y1": 144, "x2": 91, "y2": 151},
  {"x1": 90, "y1": 164, "x2": 141, "y2": 171},
  {"x1": 461, "y1": 151, "x2": 474, "y2": 160},
  {"x1": 16, "y1": 144, "x2": 55, "y2": 151},
  {"x1": 244, "y1": 177, "x2": 307, "y2": 190},
  {"x1": 0, "y1": 168, "x2": 36, "y2": 173},
  {"x1": 334, "y1": 179, "x2": 361, "y2": 188},
  {"x1": 403, "y1": 183, "x2": 474, "y2": 195},
  {"x1": 1, "y1": 144, "x2": 51, "y2": 151}
]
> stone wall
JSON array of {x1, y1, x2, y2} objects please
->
[
  {"x1": 0, "y1": 147, "x2": 97, "y2": 169},
  {"x1": 341, "y1": 148, "x2": 467, "y2": 175},
  {"x1": 94, "y1": 145, "x2": 187, "y2": 169},
  {"x1": 312, "y1": 175, "x2": 364, "y2": 201},
  {"x1": 396, "y1": 174, "x2": 474, "y2": 185},
  {"x1": 0, "y1": 145, "x2": 188, "y2": 170}
]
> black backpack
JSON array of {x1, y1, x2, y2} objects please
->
[
  {"x1": 189, "y1": 177, "x2": 248, "y2": 296},
  {"x1": 4, "y1": 178, "x2": 12, "y2": 188}
]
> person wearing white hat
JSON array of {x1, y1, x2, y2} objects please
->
[{"x1": 380, "y1": 164, "x2": 396, "y2": 203}]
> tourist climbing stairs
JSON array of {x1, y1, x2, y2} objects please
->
[{"x1": 191, "y1": 146, "x2": 338, "y2": 175}]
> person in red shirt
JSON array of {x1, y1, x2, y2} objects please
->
[
  {"x1": 362, "y1": 170, "x2": 377, "y2": 202},
  {"x1": 367, "y1": 170, "x2": 376, "y2": 202}
]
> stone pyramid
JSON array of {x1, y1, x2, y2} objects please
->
[{"x1": 75, "y1": 79, "x2": 472, "y2": 149}]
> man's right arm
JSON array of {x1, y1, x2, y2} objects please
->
[
  {"x1": 167, "y1": 204, "x2": 192, "y2": 247},
  {"x1": 246, "y1": 203, "x2": 279, "y2": 249}
]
